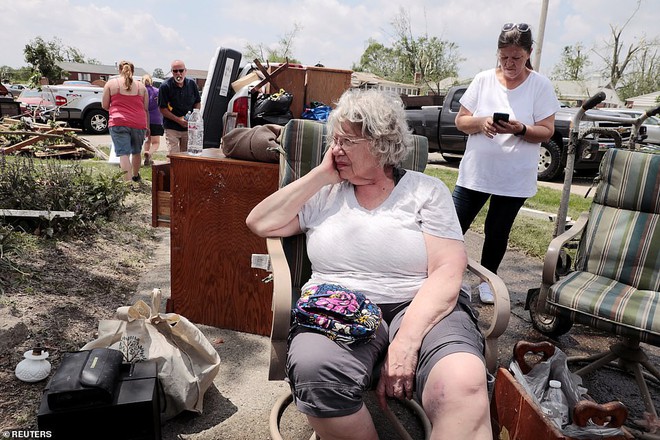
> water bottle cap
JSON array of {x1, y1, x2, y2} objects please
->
[{"x1": 549, "y1": 380, "x2": 561, "y2": 388}]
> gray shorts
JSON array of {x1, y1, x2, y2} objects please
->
[{"x1": 285, "y1": 291, "x2": 485, "y2": 418}]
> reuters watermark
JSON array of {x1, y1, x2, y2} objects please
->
[{"x1": 1, "y1": 431, "x2": 52, "y2": 439}]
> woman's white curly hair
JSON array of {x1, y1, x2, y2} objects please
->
[{"x1": 327, "y1": 89, "x2": 413, "y2": 166}]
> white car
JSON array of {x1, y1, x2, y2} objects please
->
[{"x1": 602, "y1": 108, "x2": 660, "y2": 145}]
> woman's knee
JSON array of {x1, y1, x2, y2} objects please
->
[{"x1": 422, "y1": 353, "x2": 488, "y2": 416}]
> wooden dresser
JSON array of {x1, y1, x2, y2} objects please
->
[{"x1": 168, "y1": 150, "x2": 278, "y2": 336}]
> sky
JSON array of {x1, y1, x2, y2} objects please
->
[{"x1": 1, "y1": 0, "x2": 658, "y2": 82}]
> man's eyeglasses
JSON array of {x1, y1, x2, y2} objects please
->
[
  {"x1": 331, "y1": 135, "x2": 369, "y2": 149},
  {"x1": 502, "y1": 23, "x2": 530, "y2": 32},
  {"x1": 172, "y1": 69, "x2": 185, "y2": 73}
]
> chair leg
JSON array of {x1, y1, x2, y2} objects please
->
[
  {"x1": 269, "y1": 388, "x2": 432, "y2": 440},
  {"x1": 568, "y1": 339, "x2": 660, "y2": 422}
]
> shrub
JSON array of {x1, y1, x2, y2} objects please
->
[{"x1": 0, "y1": 156, "x2": 129, "y2": 235}]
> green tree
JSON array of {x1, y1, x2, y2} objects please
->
[
  {"x1": 244, "y1": 24, "x2": 302, "y2": 64},
  {"x1": 354, "y1": 8, "x2": 462, "y2": 93},
  {"x1": 24, "y1": 36, "x2": 65, "y2": 85},
  {"x1": 152, "y1": 68, "x2": 165, "y2": 79},
  {"x1": 593, "y1": 0, "x2": 659, "y2": 92},
  {"x1": 352, "y1": 39, "x2": 399, "y2": 78},
  {"x1": 23, "y1": 36, "x2": 98, "y2": 86},
  {"x1": 615, "y1": 46, "x2": 660, "y2": 100},
  {"x1": 551, "y1": 43, "x2": 591, "y2": 80}
]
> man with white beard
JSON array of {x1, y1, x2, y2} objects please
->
[{"x1": 159, "y1": 60, "x2": 201, "y2": 153}]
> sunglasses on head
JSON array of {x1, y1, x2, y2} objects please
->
[
  {"x1": 502, "y1": 22, "x2": 530, "y2": 32},
  {"x1": 172, "y1": 69, "x2": 185, "y2": 73}
]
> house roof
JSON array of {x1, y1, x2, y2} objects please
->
[
  {"x1": 350, "y1": 71, "x2": 419, "y2": 90},
  {"x1": 552, "y1": 79, "x2": 623, "y2": 107},
  {"x1": 56, "y1": 61, "x2": 149, "y2": 77},
  {"x1": 625, "y1": 91, "x2": 660, "y2": 110}
]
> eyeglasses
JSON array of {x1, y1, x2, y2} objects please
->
[
  {"x1": 502, "y1": 23, "x2": 530, "y2": 32},
  {"x1": 331, "y1": 135, "x2": 369, "y2": 150},
  {"x1": 172, "y1": 69, "x2": 185, "y2": 73}
]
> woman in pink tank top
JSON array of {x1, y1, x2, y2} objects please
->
[{"x1": 102, "y1": 60, "x2": 149, "y2": 184}]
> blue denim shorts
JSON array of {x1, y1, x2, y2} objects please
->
[{"x1": 109, "y1": 126, "x2": 146, "y2": 156}]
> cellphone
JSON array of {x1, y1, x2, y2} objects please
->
[{"x1": 493, "y1": 112, "x2": 510, "y2": 124}]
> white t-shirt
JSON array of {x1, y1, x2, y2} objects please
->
[
  {"x1": 298, "y1": 171, "x2": 464, "y2": 304},
  {"x1": 457, "y1": 69, "x2": 561, "y2": 198}
]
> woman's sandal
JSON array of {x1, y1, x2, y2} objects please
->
[{"x1": 143, "y1": 152, "x2": 152, "y2": 167}]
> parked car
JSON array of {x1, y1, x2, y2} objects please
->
[
  {"x1": 16, "y1": 89, "x2": 56, "y2": 110},
  {"x1": 1, "y1": 83, "x2": 28, "y2": 98},
  {"x1": 42, "y1": 84, "x2": 107, "y2": 133},
  {"x1": 108, "y1": 75, "x2": 165, "y2": 88},
  {"x1": 62, "y1": 80, "x2": 94, "y2": 86},
  {"x1": 601, "y1": 107, "x2": 660, "y2": 145}
]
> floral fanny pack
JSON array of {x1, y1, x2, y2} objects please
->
[{"x1": 292, "y1": 283, "x2": 382, "y2": 344}]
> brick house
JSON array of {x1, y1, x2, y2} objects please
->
[{"x1": 55, "y1": 62, "x2": 149, "y2": 85}]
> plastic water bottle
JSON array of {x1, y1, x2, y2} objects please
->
[
  {"x1": 187, "y1": 109, "x2": 203, "y2": 156},
  {"x1": 540, "y1": 379, "x2": 569, "y2": 429}
]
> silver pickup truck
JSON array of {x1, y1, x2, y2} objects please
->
[
  {"x1": 43, "y1": 76, "x2": 164, "y2": 135},
  {"x1": 44, "y1": 84, "x2": 108, "y2": 134}
]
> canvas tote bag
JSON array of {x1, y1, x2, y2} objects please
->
[{"x1": 82, "y1": 288, "x2": 221, "y2": 420}]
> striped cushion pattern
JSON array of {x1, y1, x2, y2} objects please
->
[
  {"x1": 401, "y1": 135, "x2": 429, "y2": 172},
  {"x1": 576, "y1": 203, "x2": 660, "y2": 291},
  {"x1": 547, "y1": 271, "x2": 660, "y2": 345},
  {"x1": 595, "y1": 149, "x2": 660, "y2": 214},
  {"x1": 278, "y1": 120, "x2": 327, "y2": 188}
]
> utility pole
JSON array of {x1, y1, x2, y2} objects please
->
[{"x1": 533, "y1": 0, "x2": 549, "y2": 72}]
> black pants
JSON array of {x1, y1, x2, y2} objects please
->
[{"x1": 452, "y1": 185, "x2": 526, "y2": 274}]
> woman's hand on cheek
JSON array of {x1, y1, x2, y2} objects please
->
[{"x1": 317, "y1": 147, "x2": 343, "y2": 185}]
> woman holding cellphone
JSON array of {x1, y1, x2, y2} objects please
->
[{"x1": 453, "y1": 22, "x2": 560, "y2": 304}]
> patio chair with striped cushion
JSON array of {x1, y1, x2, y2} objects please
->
[
  {"x1": 266, "y1": 118, "x2": 510, "y2": 439},
  {"x1": 539, "y1": 148, "x2": 660, "y2": 421}
]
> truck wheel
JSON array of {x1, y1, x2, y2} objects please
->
[
  {"x1": 538, "y1": 140, "x2": 562, "y2": 181},
  {"x1": 83, "y1": 108, "x2": 109, "y2": 134}
]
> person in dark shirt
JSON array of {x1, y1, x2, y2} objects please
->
[{"x1": 158, "y1": 60, "x2": 201, "y2": 153}]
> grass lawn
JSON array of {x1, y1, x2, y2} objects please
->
[{"x1": 425, "y1": 166, "x2": 593, "y2": 260}]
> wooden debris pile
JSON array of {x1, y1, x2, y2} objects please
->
[{"x1": 0, "y1": 117, "x2": 108, "y2": 160}]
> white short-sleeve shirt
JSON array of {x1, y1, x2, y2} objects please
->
[
  {"x1": 298, "y1": 171, "x2": 464, "y2": 304},
  {"x1": 457, "y1": 69, "x2": 561, "y2": 198}
]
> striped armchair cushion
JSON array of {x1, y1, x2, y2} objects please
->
[
  {"x1": 576, "y1": 203, "x2": 660, "y2": 291},
  {"x1": 547, "y1": 149, "x2": 660, "y2": 345},
  {"x1": 548, "y1": 271, "x2": 660, "y2": 345},
  {"x1": 594, "y1": 148, "x2": 660, "y2": 214},
  {"x1": 277, "y1": 119, "x2": 430, "y2": 296}
]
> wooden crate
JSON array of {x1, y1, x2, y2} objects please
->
[
  {"x1": 265, "y1": 65, "x2": 306, "y2": 119},
  {"x1": 304, "y1": 66, "x2": 352, "y2": 108},
  {"x1": 491, "y1": 368, "x2": 632, "y2": 440}
]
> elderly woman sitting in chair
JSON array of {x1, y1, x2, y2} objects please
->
[{"x1": 246, "y1": 89, "x2": 491, "y2": 439}]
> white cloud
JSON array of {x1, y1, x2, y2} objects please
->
[{"x1": 2, "y1": 0, "x2": 658, "y2": 82}]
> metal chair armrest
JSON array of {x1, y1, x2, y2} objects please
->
[
  {"x1": 466, "y1": 257, "x2": 510, "y2": 373},
  {"x1": 267, "y1": 237, "x2": 293, "y2": 381},
  {"x1": 539, "y1": 212, "x2": 589, "y2": 307}
]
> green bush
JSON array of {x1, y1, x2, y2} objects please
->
[{"x1": 0, "y1": 156, "x2": 129, "y2": 235}]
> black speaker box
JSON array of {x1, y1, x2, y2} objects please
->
[{"x1": 38, "y1": 361, "x2": 161, "y2": 440}]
